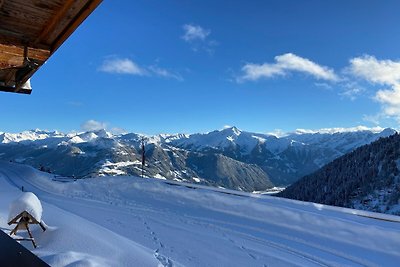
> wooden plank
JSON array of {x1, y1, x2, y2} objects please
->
[
  {"x1": 0, "y1": 32, "x2": 50, "y2": 50},
  {"x1": 2, "y1": 68, "x2": 16, "y2": 86},
  {"x1": 0, "y1": 54, "x2": 24, "y2": 67},
  {"x1": 43, "y1": 0, "x2": 91, "y2": 45},
  {"x1": 0, "y1": 62, "x2": 18, "y2": 69},
  {"x1": 0, "y1": 0, "x2": 62, "y2": 46},
  {"x1": 35, "y1": 0, "x2": 76, "y2": 44},
  {"x1": 52, "y1": 0, "x2": 102, "y2": 52},
  {"x1": 0, "y1": 43, "x2": 50, "y2": 68}
]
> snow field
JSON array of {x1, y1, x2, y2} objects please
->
[{"x1": 1, "y1": 161, "x2": 400, "y2": 266}]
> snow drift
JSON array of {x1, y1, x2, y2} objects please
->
[{"x1": 9, "y1": 192, "x2": 43, "y2": 222}]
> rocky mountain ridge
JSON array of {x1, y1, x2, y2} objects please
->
[{"x1": 0, "y1": 126, "x2": 395, "y2": 191}]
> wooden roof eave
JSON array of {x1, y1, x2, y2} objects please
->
[{"x1": 0, "y1": 0, "x2": 102, "y2": 94}]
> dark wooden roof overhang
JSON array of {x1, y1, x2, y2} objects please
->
[{"x1": 0, "y1": 0, "x2": 102, "y2": 94}]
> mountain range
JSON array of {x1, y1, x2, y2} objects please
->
[{"x1": 0, "y1": 126, "x2": 395, "y2": 192}]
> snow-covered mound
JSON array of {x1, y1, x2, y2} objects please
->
[
  {"x1": 1, "y1": 161, "x2": 400, "y2": 266},
  {"x1": 9, "y1": 192, "x2": 43, "y2": 222}
]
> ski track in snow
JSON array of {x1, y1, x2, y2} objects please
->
[{"x1": 1, "y1": 161, "x2": 400, "y2": 266}]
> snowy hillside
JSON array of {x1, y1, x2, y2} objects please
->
[
  {"x1": 0, "y1": 126, "x2": 396, "y2": 190},
  {"x1": 279, "y1": 133, "x2": 400, "y2": 215},
  {"x1": 1, "y1": 161, "x2": 400, "y2": 266}
]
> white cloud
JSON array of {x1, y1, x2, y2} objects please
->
[
  {"x1": 181, "y1": 24, "x2": 217, "y2": 54},
  {"x1": 348, "y1": 55, "x2": 400, "y2": 120},
  {"x1": 99, "y1": 58, "x2": 147, "y2": 75},
  {"x1": 99, "y1": 57, "x2": 182, "y2": 81},
  {"x1": 238, "y1": 53, "x2": 339, "y2": 82},
  {"x1": 339, "y1": 82, "x2": 365, "y2": 101},
  {"x1": 80, "y1": 120, "x2": 127, "y2": 135},
  {"x1": 348, "y1": 55, "x2": 400, "y2": 85},
  {"x1": 314, "y1": 82, "x2": 333, "y2": 90},
  {"x1": 109, "y1": 127, "x2": 128, "y2": 135},
  {"x1": 363, "y1": 113, "x2": 385, "y2": 125},
  {"x1": 182, "y1": 24, "x2": 210, "y2": 42},
  {"x1": 148, "y1": 66, "x2": 183, "y2": 81},
  {"x1": 266, "y1": 129, "x2": 287, "y2": 138},
  {"x1": 81, "y1": 120, "x2": 107, "y2": 131},
  {"x1": 239, "y1": 63, "x2": 284, "y2": 81}
]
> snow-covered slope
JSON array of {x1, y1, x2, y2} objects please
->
[
  {"x1": 279, "y1": 132, "x2": 400, "y2": 215},
  {"x1": 1, "y1": 161, "x2": 400, "y2": 266}
]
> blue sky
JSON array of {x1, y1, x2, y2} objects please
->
[{"x1": 2, "y1": 0, "x2": 400, "y2": 135}]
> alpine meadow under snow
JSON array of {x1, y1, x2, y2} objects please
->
[{"x1": 1, "y1": 161, "x2": 400, "y2": 266}]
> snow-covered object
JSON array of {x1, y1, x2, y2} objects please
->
[{"x1": 9, "y1": 192, "x2": 43, "y2": 222}]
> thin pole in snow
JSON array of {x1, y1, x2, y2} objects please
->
[{"x1": 141, "y1": 137, "x2": 145, "y2": 178}]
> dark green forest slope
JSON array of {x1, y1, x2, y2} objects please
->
[{"x1": 279, "y1": 133, "x2": 400, "y2": 215}]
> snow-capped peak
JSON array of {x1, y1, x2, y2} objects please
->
[
  {"x1": 293, "y1": 126, "x2": 390, "y2": 135},
  {"x1": 75, "y1": 129, "x2": 113, "y2": 143},
  {"x1": 0, "y1": 129, "x2": 55, "y2": 144},
  {"x1": 223, "y1": 126, "x2": 242, "y2": 136}
]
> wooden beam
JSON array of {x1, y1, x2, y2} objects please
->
[
  {"x1": 0, "y1": 43, "x2": 47, "y2": 90},
  {"x1": 0, "y1": 33, "x2": 50, "y2": 50},
  {"x1": 0, "y1": 43, "x2": 50, "y2": 68},
  {"x1": 0, "y1": 62, "x2": 15, "y2": 68},
  {"x1": 35, "y1": 0, "x2": 76, "y2": 45},
  {"x1": 2, "y1": 68, "x2": 15, "y2": 86},
  {"x1": 52, "y1": 0, "x2": 102, "y2": 52}
]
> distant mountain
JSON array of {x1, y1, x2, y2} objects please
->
[
  {"x1": 278, "y1": 133, "x2": 400, "y2": 215},
  {"x1": 170, "y1": 126, "x2": 395, "y2": 185},
  {"x1": 0, "y1": 127, "x2": 396, "y2": 192}
]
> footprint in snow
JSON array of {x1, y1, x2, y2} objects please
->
[{"x1": 154, "y1": 251, "x2": 173, "y2": 267}]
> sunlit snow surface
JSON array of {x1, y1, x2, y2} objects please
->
[
  {"x1": 1, "y1": 161, "x2": 400, "y2": 267},
  {"x1": 8, "y1": 192, "x2": 43, "y2": 222}
]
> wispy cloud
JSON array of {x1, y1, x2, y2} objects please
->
[
  {"x1": 339, "y1": 82, "x2": 365, "y2": 101},
  {"x1": 99, "y1": 58, "x2": 147, "y2": 75},
  {"x1": 266, "y1": 129, "x2": 287, "y2": 138},
  {"x1": 314, "y1": 82, "x2": 333, "y2": 90},
  {"x1": 148, "y1": 65, "x2": 183, "y2": 81},
  {"x1": 182, "y1": 24, "x2": 210, "y2": 42},
  {"x1": 80, "y1": 120, "x2": 127, "y2": 135},
  {"x1": 181, "y1": 24, "x2": 217, "y2": 53},
  {"x1": 363, "y1": 113, "x2": 384, "y2": 125},
  {"x1": 237, "y1": 53, "x2": 339, "y2": 82},
  {"x1": 81, "y1": 120, "x2": 107, "y2": 131},
  {"x1": 99, "y1": 57, "x2": 182, "y2": 81},
  {"x1": 348, "y1": 55, "x2": 400, "y2": 120},
  {"x1": 340, "y1": 87, "x2": 364, "y2": 101}
]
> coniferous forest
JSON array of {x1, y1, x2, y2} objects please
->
[{"x1": 279, "y1": 133, "x2": 400, "y2": 215}]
